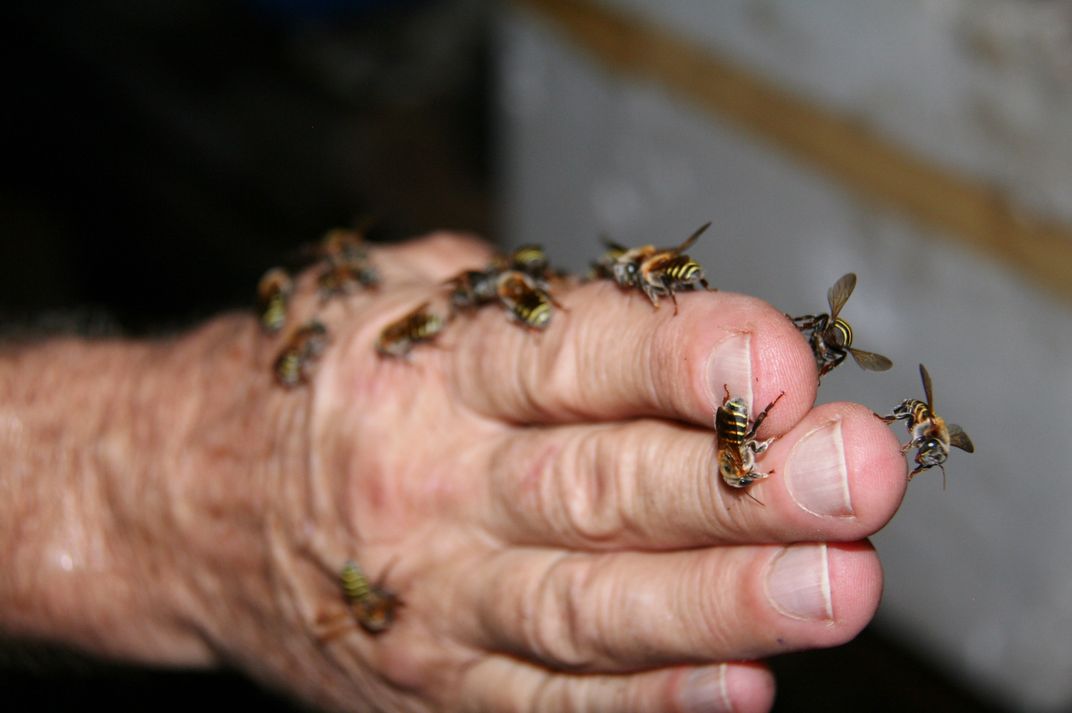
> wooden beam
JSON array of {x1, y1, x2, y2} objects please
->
[{"x1": 518, "y1": 0, "x2": 1072, "y2": 301}]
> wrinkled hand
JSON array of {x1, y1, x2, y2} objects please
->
[{"x1": 203, "y1": 233, "x2": 907, "y2": 712}]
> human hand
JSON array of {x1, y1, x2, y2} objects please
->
[
  {"x1": 0, "y1": 232, "x2": 906, "y2": 712},
  {"x1": 171, "y1": 231, "x2": 903, "y2": 713}
]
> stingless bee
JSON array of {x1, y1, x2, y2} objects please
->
[
  {"x1": 600, "y1": 222, "x2": 713, "y2": 314},
  {"x1": 256, "y1": 267, "x2": 292, "y2": 334},
  {"x1": 496, "y1": 269, "x2": 558, "y2": 331},
  {"x1": 716, "y1": 387, "x2": 785, "y2": 490},
  {"x1": 273, "y1": 320, "x2": 329, "y2": 388},
  {"x1": 375, "y1": 302, "x2": 445, "y2": 358},
  {"x1": 880, "y1": 363, "x2": 974, "y2": 483},
  {"x1": 790, "y1": 272, "x2": 892, "y2": 381},
  {"x1": 339, "y1": 559, "x2": 402, "y2": 635}
]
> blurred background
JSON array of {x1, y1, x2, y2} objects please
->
[{"x1": 3, "y1": 0, "x2": 1068, "y2": 711}]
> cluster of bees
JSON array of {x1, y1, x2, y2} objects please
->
[
  {"x1": 375, "y1": 242, "x2": 567, "y2": 357},
  {"x1": 255, "y1": 228, "x2": 379, "y2": 387},
  {"x1": 254, "y1": 223, "x2": 974, "y2": 637},
  {"x1": 717, "y1": 272, "x2": 974, "y2": 494}
]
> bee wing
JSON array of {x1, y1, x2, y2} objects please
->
[
  {"x1": 669, "y1": 221, "x2": 712, "y2": 255},
  {"x1": 919, "y1": 363, "x2": 935, "y2": 411},
  {"x1": 826, "y1": 272, "x2": 857, "y2": 319},
  {"x1": 948, "y1": 425, "x2": 974, "y2": 453},
  {"x1": 849, "y1": 348, "x2": 893, "y2": 371},
  {"x1": 600, "y1": 235, "x2": 628, "y2": 253}
]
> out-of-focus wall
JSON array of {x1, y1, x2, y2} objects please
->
[{"x1": 496, "y1": 2, "x2": 1072, "y2": 711}]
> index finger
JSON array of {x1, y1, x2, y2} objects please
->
[{"x1": 449, "y1": 281, "x2": 817, "y2": 430}]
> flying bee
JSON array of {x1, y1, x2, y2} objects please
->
[
  {"x1": 444, "y1": 268, "x2": 500, "y2": 314},
  {"x1": 601, "y1": 222, "x2": 713, "y2": 314},
  {"x1": 880, "y1": 363, "x2": 974, "y2": 483},
  {"x1": 339, "y1": 559, "x2": 402, "y2": 635},
  {"x1": 375, "y1": 302, "x2": 445, "y2": 358},
  {"x1": 273, "y1": 320, "x2": 329, "y2": 388},
  {"x1": 256, "y1": 267, "x2": 292, "y2": 334},
  {"x1": 496, "y1": 270, "x2": 559, "y2": 331},
  {"x1": 790, "y1": 273, "x2": 892, "y2": 382},
  {"x1": 715, "y1": 387, "x2": 785, "y2": 490}
]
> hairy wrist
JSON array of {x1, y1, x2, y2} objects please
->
[{"x1": 0, "y1": 314, "x2": 310, "y2": 668}]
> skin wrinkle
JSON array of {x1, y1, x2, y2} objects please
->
[{"x1": 520, "y1": 552, "x2": 591, "y2": 671}]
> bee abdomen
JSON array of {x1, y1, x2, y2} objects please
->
[
  {"x1": 830, "y1": 318, "x2": 853, "y2": 348},
  {"x1": 340, "y1": 561, "x2": 372, "y2": 602},
  {"x1": 514, "y1": 298, "x2": 552, "y2": 329},
  {"x1": 665, "y1": 257, "x2": 704, "y2": 281},
  {"x1": 716, "y1": 401, "x2": 748, "y2": 444}
]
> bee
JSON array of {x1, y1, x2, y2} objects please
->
[
  {"x1": 375, "y1": 302, "x2": 445, "y2": 358},
  {"x1": 880, "y1": 364, "x2": 974, "y2": 483},
  {"x1": 256, "y1": 267, "x2": 292, "y2": 334},
  {"x1": 588, "y1": 239, "x2": 625, "y2": 281},
  {"x1": 508, "y1": 243, "x2": 554, "y2": 283},
  {"x1": 444, "y1": 269, "x2": 500, "y2": 314},
  {"x1": 339, "y1": 559, "x2": 402, "y2": 635},
  {"x1": 318, "y1": 260, "x2": 379, "y2": 299},
  {"x1": 715, "y1": 387, "x2": 785, "y2": 489},
  {"x1": 273, "y1": 321, "x2": 329, "y2": 388},
  {"x1": 790, "y1": 273, "x2": 892, "y2": 381},
  {"x1": 601, "y1": 222, "x2": 713, "y2": 314},
  {"x1": 315, "y1": 227, "x2": 380, "y2": 298},
  {"x1": 496, "y1": 270, "x2": 557, "y2": 331}
]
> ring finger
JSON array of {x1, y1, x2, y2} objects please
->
[{"x1": 454, "y1": 540, "x2": 880, "y2": 673}]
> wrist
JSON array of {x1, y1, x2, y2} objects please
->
[{"x1": 0, "y1": 314, "x2": 311, "y2": 668}]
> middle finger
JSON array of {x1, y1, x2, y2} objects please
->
[{"x1": 478, "y1": 402, "x2": 906, "y2": 550}]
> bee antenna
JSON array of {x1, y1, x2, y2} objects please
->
[{"x1": 744, "y1": 490, "x2": 765, "y2": 507}]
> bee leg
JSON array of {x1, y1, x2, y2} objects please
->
[
  {"x1": 721, "y1": 384, "x2": 731, "y2": 405},
  {"x1": 743, "y1": 490, "x2": 765, "y2": 506},
  {"x1": 669, "y1": 289, "x2": 680, "y2": 316},
  {"x1": 748, "y1": 391, "x2": 785, "y2": 437},
  {"x1": 907, "y1": 459, "x2": 929, "y2": 480},
  {"x1": 314, "y1": 610, "x2": 358, "y2": 644},
  {"x1": 641, "y1": 284, "x2": 661, "y2": 310}
]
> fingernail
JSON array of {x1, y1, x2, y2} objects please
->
[
  {"x1": 765, "y1": 544, "x2": 833, "y2": 621},
  {"x1": 784, "y1": 420, "x2": 853, "y2": 517},
  {"x1": 678, "y1": 664, "x2": 733, "y2": 713},
  {"x1": 706, "y1": 332, "x2": 752, "y2": 413}
]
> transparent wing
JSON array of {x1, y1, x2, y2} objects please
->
[
  {"x1": 948, "y1": 425, "x2": 974, "y2": 453},
  {"x1": 849, "y1": 348, "x2": 893, "y2": 372},
  {"x1": 826, "y1": 272, "x2": 857, "y2": 319},
  {"x1": 919, "y1": 363, "x2": 935, "y2": 411},
  {"x1": 669, "y1": 221, "x2": 712, "y2": 254}
]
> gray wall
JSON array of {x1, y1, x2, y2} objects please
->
[{"x1": 496, "y1": 2, "x2": 1072, "y2": 711}]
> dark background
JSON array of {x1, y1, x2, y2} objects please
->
[{"x1": 1, "y1": 1, "x2": 1008, "y2": 710}]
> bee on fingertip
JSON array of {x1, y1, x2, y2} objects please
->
[
  {"x1": 789, "y1": 272, "x2": 892, "y2": 383},
  {"x1": 715, "y1": 387, "x2": 784, "y2": 493}
]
